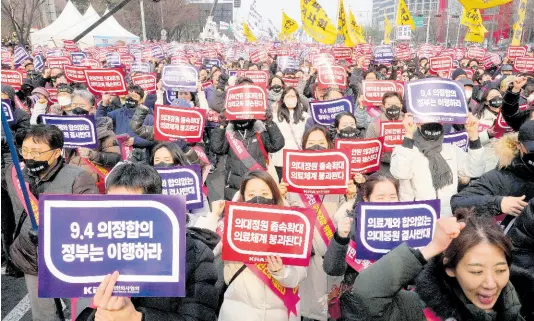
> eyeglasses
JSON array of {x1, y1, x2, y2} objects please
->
[{"x1": 18, "y1": 148, "x2": 54, "y2": 158}]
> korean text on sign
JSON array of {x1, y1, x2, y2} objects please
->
[
  {"x1": 41, "y1": 115, "x2": 98, "y2": 149},
  {"x1": 335, "y1": 137, "x2": 384, "y2": 173},
  {"x1": 154, "y1": 105, "x2": 206, "y2": 143},
  {"x1": 224, "y1": 85, "x2": 267, "y2": 120},
  {"x1": 157, "y1": 165, "x2": 203, "y2": 210}
]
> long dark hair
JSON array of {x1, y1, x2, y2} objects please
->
[
  {"x1": 150, "y1": 142, "x2": 190, "y2": 166},
  {"x1": 334, "y1": 111, "x2": 358, "y2": 129},
  {"x1": 239, "y1": 170, "x2": 284, "y2": 206},
  {"x1": 301, "y1": 125, "x2": 334, "y2": 149},
  {"x1": 277, "y1": 87, "x2": 305, "y2": 124},
  {"x1": 474, "y1": 87, "x2": 501, "y2": 119},
  {"x1": 360, "y1": 172, "x2": 399, "y2": 201},
  {"x1": 268, "y1": 76, "x2": 285, "y2": 88}
]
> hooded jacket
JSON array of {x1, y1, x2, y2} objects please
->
[{"x1": 96, "y1": 103, "x2": 154, "y2": 148}]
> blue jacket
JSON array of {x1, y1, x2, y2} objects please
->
[{"x1": 96, "y1": 104, "x2": 154, "y2": 148}]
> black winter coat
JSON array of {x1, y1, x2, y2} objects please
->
[
  {"x1": 450, "y1": 156, "x2": 534, "y2": 216},
  {"x1": 509, "y1": 199, "x2": 534, "y2": 276},
  {"x1": 502, "y1": 89, "x2": 534, "y2": 131},
  {"x1": 1, "y1": 102, "x2": 30, "y2": 171},
  {"x1": 210, "y1": 120, "x2": 285, "y2": 200}
]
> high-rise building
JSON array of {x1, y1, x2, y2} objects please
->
[{"x1": 372, "y1": 0, "x2": 462, "y2": 29}]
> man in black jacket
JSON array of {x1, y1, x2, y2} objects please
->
[
  {"x1": 502, "y1": 76, "x2": 534, "y2": 131},
  {"x1": 78, "y1": 163, "x2": 219, "y2": 321}
]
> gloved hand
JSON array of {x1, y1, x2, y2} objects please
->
[
  {"x1": 217, "y1": 74, "x2": 229, "y2": 91},
  {"x1": 264, "y1": 109, "x2": 273, "y2": 125},
  {"x1": 218, "y1": 113, "x2": 228, "y2": 128},
  {"x1": 29, "y1": 229, "x2": 38, "y2": 246}
]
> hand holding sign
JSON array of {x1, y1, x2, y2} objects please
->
[
  {"x1": 403, "y1": 113, "x2": 417, "y2": 139},
  {"x1": 94, "y1": 272, "x2": 142, "y2": 321},
  {"x1": 266, "y1": 255, "x2": 285, "y2": 276},
  {"x1": 419, "y1": 217, "x2": 466, "y2": 260},
  {"x1": 464, "y1": 113, "x2": 480, "y2": 141},
  {"x1": 337, "y1": 217, "x2": 353, "y2": 238}
]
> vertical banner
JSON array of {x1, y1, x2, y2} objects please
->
[
  {"x1": 154, "y1": 105, "x2": 206, "y2": 143},
  {"x1": 41, "y1": 115, "x2": 98, "y2": 149},
  {"x1": 157, "y1": 165, "x2": 203, "y2": 210},
  {"x1": 222, "y1": 202, "x2": 316, "y2": 266},
  {"x1": 309, "y1": 97, "x2": 353, "y2": 126},
  {"x1": 161, "y1": 65, "x2": 198, "y2": 92},
  {"x1": 335, "y1": 137, "x2": 384, "y2": 173},
  {"x1": 356, "y1": 200, "x2": 440, "y2": 260},
  {"x1": 224, "y1": 85, "x2": 267, "y2": 120},
  {"x1": 38, "y1": 194, "x2": 186, "y2": 298}
]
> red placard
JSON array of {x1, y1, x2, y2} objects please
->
[
  {"x1": 396, "y1": 49, "x2": 412, "y2": 61},
  {"x1": 493, "y1": 105, "x2": 528, "y2": 137},
  {"x1": 282, "y1": 77, "x2": 299, "y2": 88},
  {"x1": 507, "y1": 46, "x2": 527, "y2": 59},
  {"x1": 466, "y1": 47, "x2": 486, "y2": 60},
  {"x1": 201, "y1": 49, "x2": 218, "y2": 59},
  {"x1": 201, "y1": 81, "x2": 212, "y2": 90},
  {"x1": 1, "y1": 70, "x2": 23, "y2": 90},
  {"x1": 130, "y1": 73, "x2": 157, "y2": 94},
  {"x1": 336, "y1": 137, "x2": 384, "y2": 173},
  {"x1": 277, "y1": 48, "x2": 290, "y2": 57},
  {"x1": 46, "y1": 56, "x2": 72, "y2": 69},
  {"x1": 141, "y1": 48, "x2": 152, "y2": 62},
  {"x1": 317, "y1": 65, "x2": 347, "y2": 89},
  {"x1": 79, "y1": 58, "x2": 101, "y2": 68},
  {"x1": 429, "y1": 56, "x2": 453, "y2": 73},
  {"x1": 120, "y1": 54, "x2": 135, "y2": 68},
  {"x1": 171, "y1": 56, "x2": 189, "y2": 65},
  {"x1": 222, "y1": 202, "x2": 316, "y2": 266},
  {"x1": 1, "y1": 50, "x2": 11, "y2": 61},
  {"x1": 234, "y1": 70, "x2": 269, "y2": 87},
  {"x1": 514, "y1": 57, "x2": 534, "y2": 72},
  {"x1": 282, "y1": 149, "x2": 350, "y2": 195},
  {"x1": 154, "y1": 105, "x2": 206, "y2": 143},
  {"x1": 224, "y1": 84, "x2": 267, "y2": 120},
  {"x1": 47, "y1": 88, "x2": 58, "y2": 103},
  {"x1": 62, "y1": 40, "x2": 79, "y2": 52},
  {"x1": 249, "y1": 49, "x2": 268, "y2": 64},
  {"x1": 333, "y1": 47, "x2": 352, "y2": 61},
  {"x1": 63, "y1": 65, "x2": 88, "y2": 83},
  {"x1": 380, "y1": 121, "x2": 406, "y2": 153},
  {"x1": 116, "y1": 45, "x2": 129, "y2": 55},
  {"x1": 354, "y1": 44, "x2": 372, "y2": 55},
  {"x1": 484, "y1": 53, "x2": 502, "y2": 69},
  {"x1": 361, "y1": 81, "x2": 404, "y2": 106},
  {"x1": 84, "y1": 69, "x2": 128, "y2": 95},
  {"x1": 312, "y1": 53, "x2": 335, "y2": 67}
]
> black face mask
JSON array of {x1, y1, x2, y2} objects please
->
[
  {"x1": 488, "y1": 97, "x2": 503, "y2": 108},
  {"x1": 246, "y1": 196, "x2": 275, "y2": 205},
  {"x1": 339, "y1": 126, "x2": 360, "y2": 139},
  {"x1": 307, "y1": 144, "x2": 327, "y2": 151},
  {"x1": 270, "y1": 85, "x2": 283, "y2": 93},
  {"x1": 155, "y1": 162, "x2": 174, "y2": 168},
  {"x1": 419, "y1": 123, "x2": 444, "y2": 141},
  {"x1": 124, "y1": 98, "x2": 138, "y2": 108},
  {"x1": 25, "y1": 157, "x2": 52, "y2": 175},
  {"x1": 70, "y1": 107, "x2": 89, "y2": 115},
  {"x1": 522, "y1": 152, "x2": 534, "y2": 170},
  {"x1": 385, "y1": 106, "x2": 402, "y2": 120},
  {"x1": 232, "y1": 120, "x2": 254, "y2": 130},
  {"x1": 21, "y1": 86, "x2": 33, "y2": 97}
]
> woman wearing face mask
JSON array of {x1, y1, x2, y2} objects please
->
[
  {"x1": 473, "y1": 87, "x2": 504, "y2": 170},
  {"x1": 271, "y1": 87, "x2": 310, "y2": 182},
  {"x1": 390, "y1": 113, "x2": 485, "y2": 217},
  {"x1": 214, "y1": 170, "x2": 307, "y2": 321},
  {"x1": 268, "y1": 76, "x2": 285, "y2": 110},
  {"x1": 334, "y1": 112, "x2": 364, "y2": 140},
  {"x1": 350, "y1": 209, "x2": 532, "y2": 321},
  {"x1": 44, "y1": 83, "x2": 74, "y2": 116},
  {"x1": 279, "y1": 125, "x2": 360, "y2": 321},
  {"x1": 323, "y1": 173, "x2": 400, "y2": 321}
]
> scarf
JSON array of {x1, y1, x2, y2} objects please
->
[
  {"x1": 269, "y1": 89, "x2": 282, "y2": 103},
  {"x1": 413, "y1": 130, "x2": 453, "y2": 191}
]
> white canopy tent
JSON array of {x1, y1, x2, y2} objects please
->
[
  {"x1": 29, "y1": 0, "x2": 83, "y2": 47},
  {"x1": 78, "y1": 8, "x2": 140, "y2": 48}
]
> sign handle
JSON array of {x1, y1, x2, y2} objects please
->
[{"x1": 1, "y1": 109, "x2": 38, "y2": 230}]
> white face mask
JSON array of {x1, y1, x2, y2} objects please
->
[
  {"x1": 284, "y1": 98, "x2": 298, "y2": 108},
  {"x1": 302, "y1": 67, "x2": 310, "y2": 74},
  {"x1": 58, "y1": 96, "x2": 72, "y2": 106},
  {"x1": 528, "y1": 94, "x2": 534, "y2": 103},
  {"x1": 465, "y1": 90, "x2": 472, "y2": 100}
]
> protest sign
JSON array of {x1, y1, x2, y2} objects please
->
[
  {"x1": 2, "y1": 99, "x2": 14, "y2": 123},
  {"x1": 71, "y1": 52, "x2": 87, "y2": 66},
  {"x1": 493, "y1": 105, "x2": 528, "y2": 137},
  {"x1": 64, "y1": 65, "x2": 89, "y2": 83},
  {"x1": 63, "y1": 40, "x2": 79, "y2": 52},
  {"x1": 47, "y1": 88, "x2": 58, "y2": 104},
  {"x1": 373, "y1": 45, "x2": 394, "y2": 63},
  {"x1": 151, "y1": 45, "x2": 165, "y2": 59},
  {"x1": 336, "y1": 137, "x2": 384, "y2": 173},
  {"x1": 201, "y1": 49, "x2": 218, "y2": 59},
  {"x1": 222, "y1": 202, "x2": 316, "y2": 266},
  {"x1": 356, "y1": 200, "x2": 440, "y2": 260},
  {"x1": 38, "y1": 194, "x2": 186, "y2": 298},
  {"x1": 234, "y1": 70, "x2": 270, "y2": 87},
  {"x1": 106, "y1": 52, "x2": 121, "y2": 67},
  {"x1": 483, "y1": 53, "x2": 501, "y2": 69},
  {"x1": 84, "y1": 69, "x2": 128, "y2": 95},
  {"x1": 131, "y1": 73, "x2": 157, "y2": 94},
  {"x1": 79, "y1": 58, "x2": 101, "y2": 69},
  {"x1": 116, "y1": 134, "x2": 133, "y2": 161},
  {"x1": 202, "y1": 58, "x2": 221, "y2": 69},
  {"x1": 362, "y1": 81, "x2": 404, "y2": 106},
  {"x1": 466, "y1": 47, "x2": 485, "y2": 60},
  {"x1": 171, "y1": 55, "x2": 189, "y2": 65},
  {"x1": 312, "y1": 53, "x2": 335, "y2": 67},
  {"x1": 277, "y1": 56, "x2": 299, "y2": 71},
  {"x1": 154, "y1": 105, "x2": 206, "y2": 143},
  {"x1": 249, "y1": 49, "x2": 268, "y2": 63},
  {"x1": 34, "y1": 54, "x2": 45, "y2": 72},
  {"x1": 224, "y1": 85, "x2": 267, "y2": 120},
  {"x1": 282, "y1": 77, "x2": 299, "y2": 88},
  {"x1": 513, "y1": 57, "x2": 534, "y2": 73},
  {"x1": 14, "y1": 46, "x2": 31, "y2": 67},
  {"x1": 309, "y1": 97, "x2": 353, "y2": 126},
  {"x1": 157, "y1": 165, "x2": 203, "y2": 210},
  {"x1": 41, "y1": 115, "x2": 98, "y2": 149},
  {"x1": 507, "y1": 46, "x2": 527, "y2": 59},
  {"x1": 317, "y1": 65, "x2": 347, "y2": 89},
  {"x1": 429, "y1": 56, "x2": 453, "y2": 73},
  {"x1": 131, "y1": 61, "x2": 152, "y2": 73},
  {"x1": 116, "y1": 45, "x2": 129, "y2": 55},
  {"x1": 380, "y1": 121, "x2": 406, "y2": 153},
  {"x1": 283, "y1": 150, "x2": 350, "y2": 195},
  {"x1": 120, "y1": 54, "x2": 135, "y2": 68},
  {"x1": 162, "y1": 65, "x2": 198, "y2": 92},
  {"x1": 1, "y1": 70, "x2": 23, "y2": 90},
  {"x1": 354, "y1": 44, "x2": 373, "y2": 55},
  {"x1": 405, "y1": 79, "x2": 468, "y2": 124},
  {"x1": 443, "y1": 131, "x2": 469, "y2": 152},
  {"x1": 46, "y1": 56, "x2": 72, "y2": 69},
  {"x1": 396, "y1": 26, "x2": 411, "y2": 40},
  {"x1": 333, "y1": 47, "x2": 352, "y2": 61}
]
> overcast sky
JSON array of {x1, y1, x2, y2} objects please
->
[{"x1": 235, "y1": 0, "x2": 374, "y2": 29}]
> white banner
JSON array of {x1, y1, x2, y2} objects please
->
[{"x1": 396, "y1": 26, "x2": 412, "y2": 40}]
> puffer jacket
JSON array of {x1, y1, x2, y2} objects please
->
[
  {"x1": 365, "y1": 112, "x2": 405, "y2": 164},
  {"x1": 270, "y1": 111, "x2": 309, "y2": 167},
  {"x1": 509, "y1": 199, "x2": 534, "y2": 276},
  {"x1": 390, "y1": 137, "x2": 486, "y2": 217},
  {"x1": 350, "y1": 243, "x2": 526, "y2": 321},
  {"x1": 210, "y1": 120, "x2": 285, "y2": 200},
  {"x1": 66, "y1": 117, "x2": 121, "y2": 183},
  {"x1": 96, "y1": 104, "x2": 154, "y2": 148},
  {"x1": 7, "y1": 158, "x2": 98, "y2": 275},
  {"x1": 502, "y1": 89, "x2": 534, "y2": 131}
]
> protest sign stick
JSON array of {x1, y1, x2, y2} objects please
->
[{"x1": 1, "y1": 108, "x2": 38, "y2": 231}]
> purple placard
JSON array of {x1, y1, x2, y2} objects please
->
[
  {"x1": 202, "y1": 58, "x2": 221, "y2": 69},
  {"x1": 106, "y1": 52, "x2": 121, "y2": 67},
  {"x1": 38, "y1": 194, "x2": 186, "y2": 298},
  {"x1": 131, "y1": 61, "x2": 152, "y2": 73},
  {"x1": 372, "y1": 45, "x2": 394, "y2": 64},
  {"x1": 356, "y1": 200, "x2": 440, "y2": 261},
  {"x1": 310, "y1": 97, "x2": 353, "y2": 126},
  {"x1": 157, "y1": 164, "x2": 203, "y2": 210},
  {"x1": 2, "y1": 99, "x2": 14, "y2": 123},
  {"x1": 405, "y1": 79, "x2": 468, "y2": 124},
  {"x1": 129, "y1": 48, "x2": 142, "y2": 60},
  {"x1": 443, "y1": 130, "x2": 469, "y2": 152},
  {"x1": 71, "y1": 52, "x2": 88, "y2": 66},
  {"x1": 14, "y1": 46, "x2": 31, "y2": 67},
  {"x1": 162, "y1": 65, "x2": 198, "y2": 92},
  {"x1": 152, "y1": 45, "x2": 165, "y2": 59},
  {"x1": 277, "y1": 56, "x2": 298, "y2": 71},
  {"x1": 41, "y1": 115, "x2": 98, "y2": 149},
  {"x1": 34, "y1": 54, "x2": 45, "y2": 72}
]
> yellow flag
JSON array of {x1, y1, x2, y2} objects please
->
[
  {"x1": 337, "y1": 0, "x2": 355, "y2": 46},
  {"x1": 384, "y1": 14, "x2": 392, "y2": 45},
  {"x1": 461, "y1": 9, "x2": 487, "y2": 33},
  {"x1": 465, "y1": 25, "x2": 485, "y2": 43},
  {"x1": 511, "y1": 0, "x2": 527, "y2": 45},
  {"x1": 243, "y1": 23, "x2": 257, "y2": 42},
  {"x1": 396, "y1": 0, "x2": 415, "y2": 30},
  {"x1": 349, "y1": 10, "x2": 366, "y2": 44},
  {"x1": 300, "y1": 0, "x2": 337, "y2": 45},
  {"x1": 281, "y1": 12, "x2": 299, "y2": 37},
  {"x1": 458, "y1": 0, "x2": 512, "y2": 10}
]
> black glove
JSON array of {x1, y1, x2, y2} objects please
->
[
  {"x1": 264, "y1": 109, "x2": 273, "y2": 125},
  {"x1": 217, "y1": 74, "x2": 229, "y2": 91},
  {"x1": 29, "y1": 229, "x2": 38, "y2": 246},
  {"x1": 218, "y1": 113, "x2": 228, "y2": 128}
]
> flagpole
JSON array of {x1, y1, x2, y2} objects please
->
[{"x1": 456, "y1": 24, "x2": 462, "y2": 47}]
